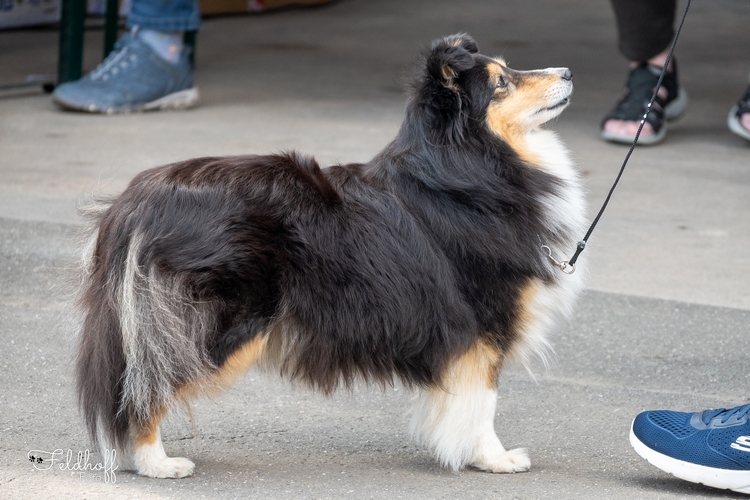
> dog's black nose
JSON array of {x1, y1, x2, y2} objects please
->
[{"x1": 562, "y1": 69, "x2": 573, "y2": 81}]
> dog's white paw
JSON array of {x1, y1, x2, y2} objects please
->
[
  {"x1": 138, "y1": 457, "x2": 195, "y2": 478},
  {"x1": 471, "y1": 447, "x2": 530, "y2": 474}
]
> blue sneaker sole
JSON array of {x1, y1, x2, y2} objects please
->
[{"x1": 629, "y1": 420, "x2": 750, "y2": 494}]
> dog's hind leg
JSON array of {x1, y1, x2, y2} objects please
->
[
  {"x1": 130, "y1": 333, "x2": 270, "y2": 478},
  {"x1": 130, "y1": 406, "x2": 195, "y2": 479},
  {"x1": 410, "y1": 338, "x2": 530, "y2": 473}
]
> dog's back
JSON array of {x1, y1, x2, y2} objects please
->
[{"x1": 76, "y1": 33, "x2": 585, "y2": 478}]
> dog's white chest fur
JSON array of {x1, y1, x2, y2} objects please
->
[
  {"x1": 527, "y1": 128, "x2": 587, "y2": 250},
  {"x1": 504, "y1": 129, "x2": 588, "y2": 370}
]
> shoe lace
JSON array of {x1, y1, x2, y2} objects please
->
[
  {"x1": 701, "y1": 404, "x2": 750, "y2": 425},
  {"x1": 90, "y1": 37, "x2": 135, "y2": 80}
]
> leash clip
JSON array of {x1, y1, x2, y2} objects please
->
[{"x1": 541, "y1": 245, "x2": 576, "y2": 275}]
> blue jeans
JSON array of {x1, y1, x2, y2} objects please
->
[{"x1": 127, "y1": 0, "x2": 201, "y2": 32}]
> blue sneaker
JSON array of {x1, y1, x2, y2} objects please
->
[
  {"x1": 52, "y1": 30, "x2": 198, "y2": 114},
  {"x1": 630, "y1": 404, "x2": 750, "y2": 494}
]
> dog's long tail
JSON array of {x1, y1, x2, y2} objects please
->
[
  {"x1": 76, "y1": 199, "x2": 130, "y2": 456},
  {"x1": 75, "y1": 198, "x2": 214, "y2": 460}
]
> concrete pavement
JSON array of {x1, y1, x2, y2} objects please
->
[{"x1": 1, "y1": 0, "x2": 749, "y2": 498}]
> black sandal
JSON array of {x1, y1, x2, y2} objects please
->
[
  {"x1": 601, "y1": 62, "x2": 689, "y2": 145},
  {"x1": 728, "y1": 84, "x2": 750, "y2": 142}
]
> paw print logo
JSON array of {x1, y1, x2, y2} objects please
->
[{"x1": 27, "y1": 450, "x2": 56, "y2": 470}]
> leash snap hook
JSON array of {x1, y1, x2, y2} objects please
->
[{"x1": 541, "y1": 245, "x2": 576, "y2": 275}]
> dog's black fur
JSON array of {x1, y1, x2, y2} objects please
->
[{"x1": 76, "y1": 34, "x2": 575, "y2": 475}]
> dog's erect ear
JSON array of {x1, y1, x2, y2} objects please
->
[
  {"x1": 441, "y1": 33, "x2": 479, "y2": 55},
  {"x1": 426, "y1": 34, "x2": 478, "y2": 89},
  {"x1": 415, "y1": 34, "x2": 479, "y2": 143}
]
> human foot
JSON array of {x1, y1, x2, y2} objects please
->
[
  {"x1": 728, "y1": 84, "x2": 750, "y2": 142},
  {"x1": 52, "y1": 29, "x2": 198, "y2": 114},
  {"x1": 602, "y1": 52, "x2": 687, "y2": 145}
]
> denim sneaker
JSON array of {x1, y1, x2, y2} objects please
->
[
  {"x1": 52, "y1": 30, "x2": 198, "y2": 114},
  {"x1": 630, "y1": 404, "x2": 750, "y2": 494}
]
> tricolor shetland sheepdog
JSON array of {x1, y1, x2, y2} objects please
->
[{"x1": 76, "y1": 34, "x2": 586, "y2": 479}]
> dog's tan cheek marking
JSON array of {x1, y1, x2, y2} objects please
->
[
  {"x1": 487, "y1": 102, "x2": 540, "y2": 165},
  {"x1": 485, "y1": 64, "x2": 538, "y2": 163},
  {"x1": 486, "y1": 72, "x2": 562, "y2": 165}
]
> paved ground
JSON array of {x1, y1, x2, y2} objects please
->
[{"x1": 1, "y1": 0, "x2": 749, "y2": 498}]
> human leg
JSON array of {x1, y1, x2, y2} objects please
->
[
  {"x1": 602, "y1": 0, "x2": 688, "y2": 145},
  {"x1": 611, "y1": 0, "x2": 675, "y2": 63},
  {"x1": 127, "y1": 0, "x2": 201, "y2": 32}
]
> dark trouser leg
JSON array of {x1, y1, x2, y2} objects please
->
[{"x1": 610, "y1": 0, "x2": 676, "y2": 62}]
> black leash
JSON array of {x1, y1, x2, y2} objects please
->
[{"x1": 545, "y1": 0, "x2": 692, "y2": 275}]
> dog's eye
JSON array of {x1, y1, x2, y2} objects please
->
[{"x1": 496, "y1": 76, "x2": 508, "y2": 89}]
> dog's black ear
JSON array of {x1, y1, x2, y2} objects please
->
[
  {"x1": 415, "y1": 34, "x2": 478, "y2": 143},
  {"x1": 426, "y1": 34, "x2": 478, "y2": 89},
  {"x1": 443, "y1": 33, "x2": 479, "y2": 54}
]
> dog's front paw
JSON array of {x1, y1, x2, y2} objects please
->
[
  {"x1": 138, "y1": 457, "x2": 195, "y2": 478},
  {"x1": 471, "y1": 447, "x2": 530, "y2": 474}
]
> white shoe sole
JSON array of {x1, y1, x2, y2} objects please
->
[
  {"x1": 728, "y1": 105, "x2": 750, "y2": 142},
  {"x1": 629, "y1": 421, "x2": 750, "y2": 494},
  {"x1": 54, "y1": 87, "x2": 200, "y2": 114},
  {"x1": 601, "y1": 87, "x2": 689, "y2": 146},
  {"x1": 143, "y1": 87, "x2": 200, "y2": 112}
]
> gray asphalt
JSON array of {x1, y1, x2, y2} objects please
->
[{"x1": 1, "y1": 0, "x2": 749, "y2": 498}]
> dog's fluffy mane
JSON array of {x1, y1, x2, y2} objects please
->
[{"x1": 76, "y1": 34, "x2": 584, "y2": 467}]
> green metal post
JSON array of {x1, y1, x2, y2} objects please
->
[{"x1": 57, "y1": 0, "x2": 87, "y2": 84}]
